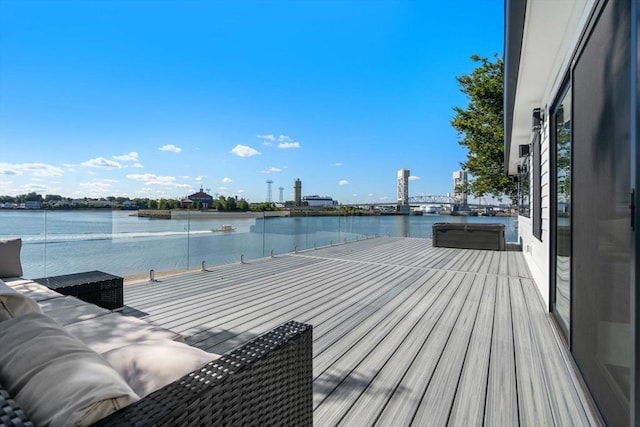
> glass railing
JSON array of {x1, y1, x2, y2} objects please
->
[{"x1": 0, "y1": 209, "x2": 519, "y2": 280}]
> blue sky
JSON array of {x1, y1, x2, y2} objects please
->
[{"x1": 0, "y1": 0, "x2": 503, "y2": 204}]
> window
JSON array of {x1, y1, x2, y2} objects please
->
[
  {"x1": 532, "y1": 132, "x2": 542, "y2": 239},
  {"x1": 518, "y1": 156, "x2": 530, "y2": 217}
]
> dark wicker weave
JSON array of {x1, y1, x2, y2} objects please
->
[
  {"x1": 93, "y1": 320, "x2": 313, "y2": 426},
  {"x1": 0, "y1": 321, "x2": 312, "y2": 427},
  {"x1": 0, "y1": 385, "x2": 33, "y2": 427},
  {"x1": 34, "y1": 270, "x2": 124, "y2": 310}
]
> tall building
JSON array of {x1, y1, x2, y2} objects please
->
[
  {"x1": 397, "y1": 169, "x2": 410, "y2": 214},
  {"x1": 293, "y1": 179, "x2": 302, "y2": 207}
]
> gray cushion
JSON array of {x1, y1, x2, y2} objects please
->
[
  {"x1": 102, "y1": 339, "x2": 220, "y2": 398},
  {"x1": 0, "y1": 278, "x2": 42, "y2": 321},
  {"x1": 0, "y1": 312, "x2": 139, "y2": 427},
  {"x1": 65, "y1": 312, "x2": 184, "y2": 354},
  {"x1": 3, "y1": 278, "x2": 64, "y2": 301},
  {"x1": 0, "y1": 239, "x2": 22, "y2": 278},
  {"x1": 38, "y1": 296, "x2": 111, "y2": 326}
]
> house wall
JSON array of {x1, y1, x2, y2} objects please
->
[
  {"x1": 515, "y1": 0, "x2": 596, "y2": 308},
  {"x1": 520, "y1": 117, "x2": 551, "y2": 306}
]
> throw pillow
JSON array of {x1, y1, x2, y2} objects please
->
[
  {"x1": 0, "y1": 239, "x2": 23, "y2": 278},
  {"x1": 0, "y1": 279, "x2": 42, "y2": 321},
  {"x1": 0, "y1": 312, "x2": 139, "y2": 427},
  {"x1": 102, "y1": 339, "x2": 220, "y2": 397}
]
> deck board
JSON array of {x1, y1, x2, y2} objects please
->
[{"x1": 122, "y1": 236, "x2": 601, "y2": 426}]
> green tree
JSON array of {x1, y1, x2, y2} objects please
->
[
  {"x1": 451, "y1": 55, "x2": 517, "y2": 200},
  {"x1": 226, "y1": 196, "x2": 237, "y2": 211},
  {"x1": 236, "y1": 199, "x2": 249, "y2": 211}
]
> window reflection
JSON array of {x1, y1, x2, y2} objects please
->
[{"x1": 553, "y1": 88, "x2": 571, "y2": 337}]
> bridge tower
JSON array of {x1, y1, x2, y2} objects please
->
[
  {"x1": 278, "y1": 187, "x2": 284, "y2": 203},
  {"x1": 397, "y1": 168, "x2": 410, "y2": 214},
  {"x1": 452, "y1": 170, "x2": 469, "y2": 209}
]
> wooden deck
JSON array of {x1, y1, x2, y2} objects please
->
[{"x1": 121, "y1": 237, "x2": 601, "y2": 426}]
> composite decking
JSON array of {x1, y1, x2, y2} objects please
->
[{"x1": 121, "y1": 237, "x2": 601, "y2": 426}]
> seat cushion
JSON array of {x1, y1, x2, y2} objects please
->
[
  {"x1": 102, "y1": 339, "x2": 220, "y2": 397},
  {"x1": 0, "y1": 239, "x2": 23, "y2": 278},
  {"x1": 3, "y1": 278, "x2": 64, "y2": 302},
  {"x1": 0, "y1": 312, "x2": 139, "y2": 427},
  {"x1": 38, "y1": 296, "x2": 111, "y2": 326},
  {"x1": 65, "y1": 312, "x2": 184, "y2": 354},
  {"x1": 0, "y1": 279, "x2": 42, "y2": 321}
]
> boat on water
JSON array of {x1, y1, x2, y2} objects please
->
[
  {"x1": 211, "y1": 224, "x2": 236, "y2": 233},
  {"x1": 424, "y1": 205, "x2": 441, "y2": 214}
]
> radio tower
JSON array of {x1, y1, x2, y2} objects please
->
[
  {"x1": 278, "y1": 187, "x2": 284, "y2": 203},
  {"x1": 266, "y1": 180, "x2": 273, "y2": 203}
]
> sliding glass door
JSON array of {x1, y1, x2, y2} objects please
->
[{"x1": 566, "y1": 0, "x2": 632, "y2": 424}]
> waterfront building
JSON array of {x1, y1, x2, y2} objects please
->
[
  {"x1": 302, "y1": 195, "x2": 338, "y2": 207},
  {"x1": 187, "y1": 187, "x2": 214, "y2": 209},
  {"x1": 504, "y1": 0, "x2": 637, "y2": 424}
]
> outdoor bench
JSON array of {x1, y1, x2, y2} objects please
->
[{"x1": 432, "y1": 222, "x2": 506, "y2": 251}]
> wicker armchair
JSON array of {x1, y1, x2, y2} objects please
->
[{"x1": 0, "y1": 321, "x2": 312, "y2": 427}]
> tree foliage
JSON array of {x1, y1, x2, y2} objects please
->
[{"x1": 451, "y1": 55, "x2": 516, "y2": 200}]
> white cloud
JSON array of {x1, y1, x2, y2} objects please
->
[
  {"x1": 113, "y1": 152, "x2": 139, "y2": 162},
  {"x1": 409, "y1": 175, "x2": 421, "y2": 181},
  {"x1": 0, "y1": 162, "x2": 64, "y2": 177},
  {"x1": 237, "y1": 189, "x2": 245, "y2": 194},
  {"x1": 257, "y1": 134, "x2": 275, "y2": 145},
  {"x1": 262, "y1": 167, "x2": 282, "y2": 174},
  {"x1": 160, "y1": 144, "x2": 182, "y2": 153},
  {"x1": 0, "y1": 168, "x2": 18, "y2": 176},
  {"x1": 333, "y1": 162, "x2": 343, "y2": 167},
  {"x1": 126, "y1": 173, "x2": 189, "y2": 188},
  {"x1": 222, "y1": 177, "x2": 233, "y2": 183},
  {"x1": 82, "y1": 157, "x2": 122, "y2": 169},
  {"x1": 219, "y1": 186, "x2": 228, "y2": 191},
  {"x1": 132, "y1": 163, "x2": 144, "y2": 168},
  {"x1": 278, "y1": 135, "x2": 292, "y2": 142},
  {"x1": 278, "y1": 141, "x2": 300, "y2": 149},
  {"x1": 338, "y1": 180, "x2": 350, "y2": 186},
  {"x1": 78, "y1": 179, "x2": 119, "y2": 196},
  {"x1": 23, "y1": 183, "x2": 49, "y2": 192},
  {"x1": 194, "y1": 176, "x2": 205, "y2": 182},
  {"x1": 231, "y1": 144, "x2": 260, "y2": 157}
]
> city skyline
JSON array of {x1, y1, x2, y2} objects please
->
[{"x1": 0, "y1": 1, "x2": 504, "y2": 204}]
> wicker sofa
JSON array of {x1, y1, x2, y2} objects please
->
[
  {"x1": 0, "y1": 277, "x2": 312, "y2": 427},
  {"x1": 1, "y1": 319, "x2": 312, "y2": 427}
]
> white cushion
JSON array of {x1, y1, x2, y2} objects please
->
[
  {"x1": 38, "y1": 296, "x2": 111, "y2": 326},
  {"x1": 0, "y1": 312, "x2": 139, "y2": 427},
  {"x1": 0, "y1": 279, "x2": 42, "y2": 321},
  {"x1": 0, "y1": 238, "x2": 23, "y2": 278},
  {"x1": 102, "y1": 339, "x2": 220, "y2": 397},
  {"x1": 4, "y1": 279, "x2": 64, "y2": 301},
  {"x1": 65, "y1": 312, "x2": 184, "y2": 354}
]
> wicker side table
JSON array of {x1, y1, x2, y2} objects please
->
[{"x1": 34, "y1": 270, "x2": 123, "y2": 310}]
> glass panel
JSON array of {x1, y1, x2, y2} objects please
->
[
  {"x1": 570, "y1": 0, "x2": 631, "y2": 423},
  {"x1": 553, "y1": 86, "x2": 572, "y2": 337}
]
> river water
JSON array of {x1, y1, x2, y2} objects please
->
[{"x1": 0, "y1": 210, "x2": 518, "y2": 278}]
